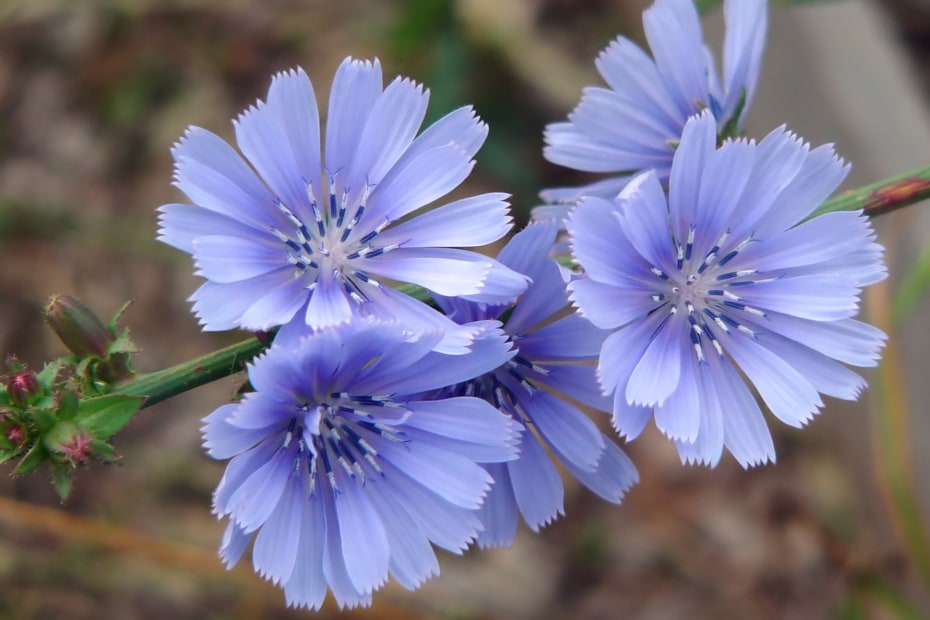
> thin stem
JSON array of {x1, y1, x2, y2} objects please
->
[
  {"x1": 866, "y1": 282, "x2": 930, "y2": 589},
  {"x1": 813, "y1": 165, "x2": 930, "y2": 219}
]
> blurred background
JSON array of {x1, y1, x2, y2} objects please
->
[{"x1": 1, "y1": 0, "x2": 929, "y2": 618}]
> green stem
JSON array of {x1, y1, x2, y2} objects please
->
[
  {"x1": 813, "y1": 164, "x2": 930, "y2": 218},
  {"x1": 117, "y1": 337, "x2": 266, "y2": 409}
]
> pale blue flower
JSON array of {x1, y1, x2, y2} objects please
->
[
  {"x1": 541, "y1": 0, "x2": 767, "y2": 207},
  {"x1": 203, "y1": 319, "x2": 520, "y2": 609},
  {"x1": 158, "y1": 59, "x2": 527, "y2": 352},
  {"x1": 430, "y1": 222, "x2": 638, "y2": 546},
  {"x1": 568, "y1": 112, "x2": 886, "y2": 467}
]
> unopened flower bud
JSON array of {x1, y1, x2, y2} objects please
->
[
  {"x1": 44, "y1": 295, "x2": 111, "y2": 359},
  {"x1": 6, "y1": 423, "x2": 25, "y2": 446},
  {"x1": 59, "y1": 431, "x2": 92, "y2": 463},
  {"x1": 0, "y1": 408, "x2": 25, "y2": 448},
  {"x1": 45, "y1": 422, "x2": 93, "y2": 464},
  {"x1": 7, "y1": 370, "x2": 40, "y2": 407}
]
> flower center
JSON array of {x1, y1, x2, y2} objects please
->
[
  {"x1": 648, "y1": 226, "x2": 766, "y2": 362},
  {"x1": 282, "y1": 392, "x2": 408, "y2": 497},
  {"x1": 267, "y1": 174, "x2": 401, "y2": 306}
]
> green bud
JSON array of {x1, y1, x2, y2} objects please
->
[{"x1": 44, "y1": 295, "x2": 111, "y2": 358}]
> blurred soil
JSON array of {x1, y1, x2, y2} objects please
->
[{"x1": 0, "y1": 1, "x2": 928, "y2": 619}]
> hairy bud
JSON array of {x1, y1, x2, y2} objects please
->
[{"x1": 7, "y1": 370, "x2": 41, "y2": 407}]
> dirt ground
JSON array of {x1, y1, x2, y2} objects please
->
[{"x1": 1, "y1": 1, "x2": 929, "y2": 618}]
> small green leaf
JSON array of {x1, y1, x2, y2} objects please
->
[
  {"x1": 14, "y1": 442, "x2": 47, "y2": 475},
  {"x1": 50, "y1": 463, "x2": 74, "y2": 500},
  {"x1": 57, "y1": 391, "x2": 80, "y2": 421},
  {"x1": 75, "y1": 393, "x2": 144, "y2": 440},
  {"x1": 0, "y1": 447, "x2": 22, "y2": 464},
  {"x1": 36, "y1": 358, "x2": 68, "y2": 389},
  {"x1": 30, "y1": 407, "x2": 58, "y2": 433},
  {"x1": 108, "y1": 300, "x2": 133, "y2": 336}
]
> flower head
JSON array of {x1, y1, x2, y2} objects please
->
[
  {"x1": 431, "y1": 222, "x2": 638, "y2": 546},
  {"x1": 159, "y1": 59, "x2": 527, "y2": 351},
  {"x1": 203, "y1": 320, "x2": 520, "y2": 609},
  {"x1": 541, "y1": 0, "x2": 767, "y2": 206},
  {"x1": 568, "y1": 112, "x2": 886, "y2": 467}
]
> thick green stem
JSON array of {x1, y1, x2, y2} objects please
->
[{"x1": 117, "y1": 337, "x2": 265, "y2": 409}]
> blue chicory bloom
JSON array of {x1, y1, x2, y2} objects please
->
[
  {"x1": 158, "y1": 58, "x2": 527, "y2": 352},
  {"x1": 203, "y1": 319, "x2": 520, "y2": 609},
  {"x1": 539, "y1": 0, "x2": 767, "y2": 209},
  {"x1": 430, "y1": 222, "x2": 638, "y2": 546},
  {"x1": 567, "y1": 111, "x2": 886, "y2": 467}
]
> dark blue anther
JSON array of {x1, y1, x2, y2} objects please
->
[
  {"x1": 319, "y1": 445, "x2": 334, "y2": 474},
  {"x1": 719, "y1": 314, "x2": 739, "y2": 328},
  {"x1": 718, "y1": 249, "x2": 739, "y2": 266},
  {"x1": 299, "y1": 224, "x2": 313, "y2": 243}
]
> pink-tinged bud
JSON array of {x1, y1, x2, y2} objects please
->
[
  {"x1": 6, "y1": 424, "x2": 25, "y2": 446},
  {"x1": 7, "y1": 370, "x2": 41, "y2": 407},
  {"x1": 57, "y1": 430, "x2": 93, "y2": 464},
  {"x1": 44, "y1": 295, "x2": 111, "y2": 359},
  {"x1": 1, "y1": 408, "x2": 28, "y2": 450}
]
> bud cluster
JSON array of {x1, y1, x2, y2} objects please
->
[{"x1": 0, "y1": 297, "x2": 143, "y2": 499}]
